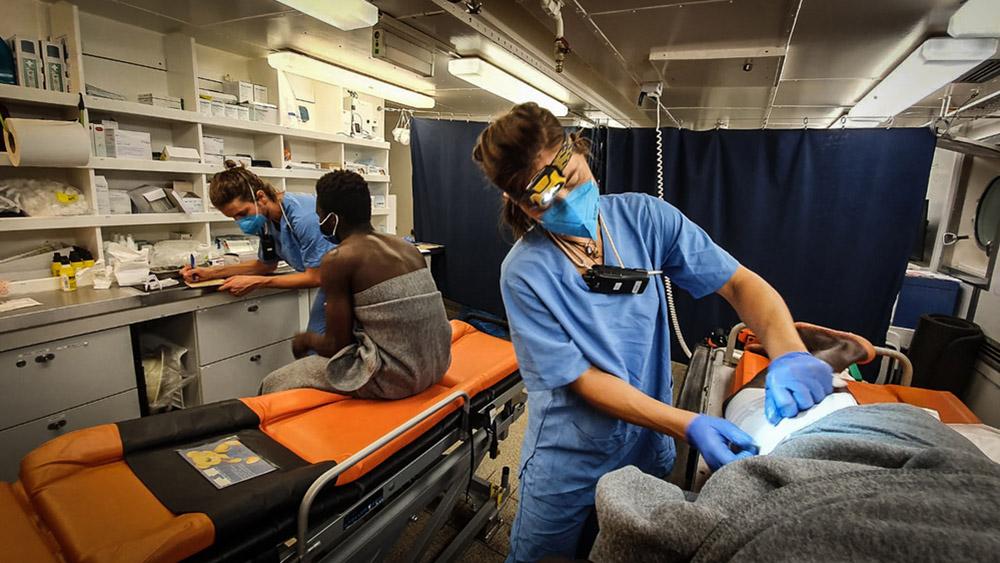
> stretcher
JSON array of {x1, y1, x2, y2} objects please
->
[
  {"x1": 1, "y1": 320, "x2": 524, "y2": 563},
  {"x1": 672, "y1": 322, "x2": 982, "y2": 490}
]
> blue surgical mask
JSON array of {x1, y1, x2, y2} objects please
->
[
  {"x1": 540, "y1": 179, "x2": 600, "y2": 239},
  {"x1": 237, "y1": 213, "x2": 266, "y2": 235}
]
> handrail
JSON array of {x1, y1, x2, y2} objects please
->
[
  {"x1": 874, "y1": 346, "x2": 913, "y2": 387},
  {"x1": 295, "y1": 390, "x2": 471, "y2": 561},
  {"x1": 724, "y1": 323, "x2": 747, "y2": 366}
]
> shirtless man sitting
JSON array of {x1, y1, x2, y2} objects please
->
[{"x1": 261, "y1": 170, "x2": 452, "y2": 400}]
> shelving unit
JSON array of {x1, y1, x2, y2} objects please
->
[{"x1": 1, "y1": 1, "x2": 395, "y2": 273}]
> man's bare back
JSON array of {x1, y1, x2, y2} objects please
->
[{"x1": 328, "y1": 233, "x2": 427, "y2": 295}]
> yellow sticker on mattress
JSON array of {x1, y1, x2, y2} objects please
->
[{"x1": 178, "y1": 435, "x2": 276, "y2": 489}]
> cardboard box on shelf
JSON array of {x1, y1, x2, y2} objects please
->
[
  {"x1": 202, "y1": 136, "x2": 224, "y2": 156},
  {"x1": 224, "y1": 104, "x2": 239, "y2": 120},
  {"x1": 108, "y1": 189, "x2": 132, "y2": 214},
  {"x1": 105, "y1": 129, "x2": 152, "y2": 160},
  {"x1": 138, "y1": 93, "x2": 183, "y2": 110},
  {"x1": 203, "y1": 153, "x2": 224, "y2": 167},
  {"x1": 94, "y1": 175, "x2": 111, "y2": 214},
  {"x1": 222, "y1": 80, "x2": 254, "y2": 104},
  {"x1": 90, "y1": 124, "x2": 107, "y2": 157},
  {"x1": 225, "y1": 154, "x2": 252, "y2": 168},
  {"x1": 41, "y1": 39, "x2": 69, "y2": 93},
  {"x1": 160, "y1": 145, "x2": 201, "y2": 162},
  {"x1": 244, "y1": 102, "x2": 278, "y2": 125},
  {"x1": 236, "y1": 105, "x2": 250, "y2": 121},
  {"x1": 11, "y1": 36, "x2": 42, "y2": 89},
  {"x1": 371, "y1": 194, "x2": 387, "y2": 209},
  {"x1": 167, "y1": 181, "x2": 203, "y2": 214},
  {"x1": 211, "y1": 100, "x2": 226, "y2": 118},
  {"x1": 253, "y1": 84, "x2": 268, "y2": 104},
  {"x1": 198, "y1": 98, "x2": 213, "y2": 116}
]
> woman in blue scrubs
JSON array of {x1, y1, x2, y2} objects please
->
[
  {"x1": 181, "y1": 161, "x2": 334, "y2": 333},
  {"x1": 473, "y1": 103, "x2": 835, "y2": 562}
]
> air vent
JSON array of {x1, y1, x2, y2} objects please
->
[{"x1": 956, "y1": 59, "x2": 1000, "y2": 84}]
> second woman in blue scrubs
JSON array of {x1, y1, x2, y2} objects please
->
[
  {"x1": 473, "y1": 103, "x2": 835, "y2": 563},
  {"x1": 181, "y1": 161, "x2": 334, "y2": 333}
]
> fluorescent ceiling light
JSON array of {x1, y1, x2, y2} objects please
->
[
  {"x1": 583, "y1": 111, "x2": 626, "y2": 128},
  {"x1": 448, "y1": 57, "x2": 568, "y2": 116},
  {"x1": 847, "y1": 37, "x2": 998, "y2": 122},
  {"x1": 948, "y1": 0, "x2": 1000, "y2": 38},
  {"x1": 267, "y1": 51, "x2": 434, "y2": 109},
  {"x1": 275, "y1": 0, "x2": 378, "y2": 31},
  {"x1": 451, "y1": 35, "x2": 572, "y2": 103}
]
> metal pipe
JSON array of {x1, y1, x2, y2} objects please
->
[
  {"x1": 874, "y1": 346, "x2": 913, "y2": 387},
  {"x1": 295, "y1": 390, "x2": 472, "y2": 561}
]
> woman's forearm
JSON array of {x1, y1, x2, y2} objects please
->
[
  {"x1": 208, "y1": 260, "x2": 275, "y2": 279},
  {"x1": 717, "y1": 266, "x2": 806, "y2": 358},
  {"x1": 259, "y1": 268, "x2": 322, "y2": 289},
  {"x1": 569, "y1": 366, "x2": 696, "y2": 440}
]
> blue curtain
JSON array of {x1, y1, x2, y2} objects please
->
[{"x1": 411, "y1": 119, "x2": 936, "y2": 364}]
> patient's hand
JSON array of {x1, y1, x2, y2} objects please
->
[{"x1": 765, "y1": 352, "x2": 834, "y2": 424}]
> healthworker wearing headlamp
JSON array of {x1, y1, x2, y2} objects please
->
[
  {"x1": 473, "y1": 103, "x2": 834, "y2": 563},
  {"x1": 181, "y1": 161, "x2": 335, "y2": 334}
]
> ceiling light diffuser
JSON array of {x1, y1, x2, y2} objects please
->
[
  {"x1": 275, "y1": 0, "x2": 378, "y2": 31},
  {"x1": 267, "y1": 51, "x2": 435, "y2": 109},
  {"x1": 447, "y1": 57, "x2": 568, "y2": 116}
]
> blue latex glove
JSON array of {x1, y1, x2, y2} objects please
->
[
  {"x1": 765, "y1": 351, "x2": 834, "y2": 425},
  {"x1": 686, "y1": 415, "x2": 759, "y2": 471}
]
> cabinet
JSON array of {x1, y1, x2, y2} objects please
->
[
  {"x1": 195, "y1": 292, "x2": 300, "y2": 365},
  {"x1": 0, "y1": 325, "x2": 138, "y2": 481},
  {"x1": 200, "y1": 339, "x2": 295, "y2": 403}
]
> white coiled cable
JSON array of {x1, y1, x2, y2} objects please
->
[{"x1": 655, "y1": 100, "x2": 692, "y2": 359}]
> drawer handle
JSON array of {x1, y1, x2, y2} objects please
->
[
  {"x1": 16, "y1": 360, "x2": 27, "y2": 368},
  {"x1": 47, "y1": 419, "x2": 67, "y2": 431},
  {"x1": 35, "y1": 353, "x2": 55, "y2": 364},
  {"x1": 249, "y1": 354, "x2": 262, "y2": 362},
  {"x1": 247, "y1": 304, "x2": 260, "y2": 313}
]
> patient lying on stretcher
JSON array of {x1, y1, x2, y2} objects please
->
[
  {"x1": 590, "y1": 324, "x2": 1000, "y2": 563},
  {"x1": 262, "y1": 171, "x2": 452, "y2": 399}
]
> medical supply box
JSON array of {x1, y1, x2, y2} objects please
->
[
  {"x1": 105, "y1": 129, "x2": 152, "y2": 160},
  {"x1": 138, "y1": 93, "x2": 183, "y2": 110}
]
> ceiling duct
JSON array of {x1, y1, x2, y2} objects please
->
[
  {"x1": 955, "y1": 59, "x2": 1000, "y2": 83},
  {"x1": 372, "y1": 24, "x2": 436, "y2": 77}
]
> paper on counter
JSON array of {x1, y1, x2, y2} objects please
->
[
  {"x1": 3, "y1": 118, "x2": 91, "y2": 167},
  {"x1": 0, "y1": 297, "x2": 43, "y2": 313}
]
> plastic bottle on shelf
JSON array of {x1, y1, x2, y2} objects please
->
[
  {"x1": 81, "y1": 249, "x2": 96, "y2": 268},
  {"x1": 59, "y1": 257, "x2": 77, "y2": 292},
  {"x1": 69, "y1": 250, "x2": 84, "y2": 273},
  {"x1": 51, "y1": 253, "x2": 63, "y2": 277}
]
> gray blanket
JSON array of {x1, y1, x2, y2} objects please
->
[
  {"x1": 591, "y1": 404, "x2": 1000, "y2": 563},
  {"x1": 262, "y1": 268, "x2": 452, "y2": 399}
]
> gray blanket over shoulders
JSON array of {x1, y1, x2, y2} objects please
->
[
  {"x1": 262, "y1": 268, "x2": 452, "y2": 400},
  {"x1": 591, "y1": 404, "x2": 1000, "y2": 563}
]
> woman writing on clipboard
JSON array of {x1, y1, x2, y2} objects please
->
[{"x1": 180, "y1": 161, "x2": 335, "y2": 333}]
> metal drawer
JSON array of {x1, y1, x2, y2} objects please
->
[
  {"x1": 0, "y1": 326, "x2": 136, "y2": 431},
  {"x1": 196, "y1": 292, "x2": 300, "y2": 365},
  {"x1": 0, "y1": 389, "x2": 139, "y2": 482},
  {"x1": 199, "y1": 339, "x2": 295, "y2": 403}
]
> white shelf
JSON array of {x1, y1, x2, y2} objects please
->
[
  {"x1": 0, "y1": 212, "x2": 227, "y2": 231},
  {"x1": 85, "y1": 96, "x2": 200, "y2": 124},
  {"x1": 200, "y1": 115, "x2": 389, "y2": 150},
  {"x1": 90, "y1": 157, "x2": 214, "y2": 174},
  {"x1": 0, "y1": 84, "x2": 78, "y2": 108},
  {"x1": 0, "y1": 153, "x2": 88, "y2": 168}
]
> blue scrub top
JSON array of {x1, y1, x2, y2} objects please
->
[
  {"x1": 500, "y1": 193, "x2": 739, "y2": 507},
  {"x1": 260, "y1": 192, "x2": 336, "y2": 333}
]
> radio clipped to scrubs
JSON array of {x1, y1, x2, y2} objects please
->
[{"x1": 583, "y1": 265, "x2": 662, "y2": 295}]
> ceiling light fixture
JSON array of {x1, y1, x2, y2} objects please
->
[
  {"x1": 845, "y1": 37, "x2": 998, "y2": 126},
  {"x1": 948, "y1": 0, "x2": 1000, "y2": 38},
  {"x1": 274, "y1": 0, "x2": 378, "y2": 31},
  {"x1": 267, "y1": 52, "x2": 435, "y2": 109},
  {"x1": 447, "y1": 57, "x2": 568, "y2": 116}
]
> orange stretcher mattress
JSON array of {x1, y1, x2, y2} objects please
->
[
  {"x1": 1, "y1": 320, "x2": 519, "y2": 563},
  {"x1": 734, "y1": 349, "x2": 980, "y2": 424}
]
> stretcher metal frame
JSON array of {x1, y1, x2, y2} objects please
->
[
  {"x1": 278, "y1": 374, "x2": 526, "y2": 563},
  {"x1": 671, "y1": 323, "x2": 914, "y2": 491}
]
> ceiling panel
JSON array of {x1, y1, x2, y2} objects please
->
[
  {"x1": 654, "y1": 58, "x2": 780, "y2": 88},
  {"x1": 781, "y1": 0, "x2": 961, "y2": 80},
  {"x1": 660, "y1": 86, "x2": 773, "y2": 109},
  {"x1": 371, "y1": 0, "x2": 442, "y2": 20},
  {"x1": 645, "y1": 107, "x2": 767, "y2": 130},
  {"x1": 772, "y1": 78, "x2": 873, "y2": 108}
]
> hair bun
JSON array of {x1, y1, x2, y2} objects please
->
[{"x1": 223, "y1": 159, "x2": 240, "y2": 170}]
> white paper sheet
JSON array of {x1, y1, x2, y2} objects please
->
[
  {"x1": 725, "y1": 389, "x2": 859, "y2": 454},
  {"x1": 0, "y1": 297, "x2": 42, "y2": 313}
]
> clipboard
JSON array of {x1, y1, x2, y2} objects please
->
[{"x1": 185, "y1": 278, "x2": 226, "y2": 289}]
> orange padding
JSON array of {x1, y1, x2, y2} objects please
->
[
  {"x1": 6, "y1": 424, "x2": 214, "y2": 563},
  {"x1": 846, "y1": 381, "x2": 981, "y2": 424},
  {"x1": 732, "y1": 350, "x2": 770, "y2": 397},
  {"x1": 240, "y1": 320, "x2": 518, "y2": 485}
]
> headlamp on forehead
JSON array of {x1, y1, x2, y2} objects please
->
[{"x1": 523, "y1": 140, "x2": 574, "y2": 210}]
